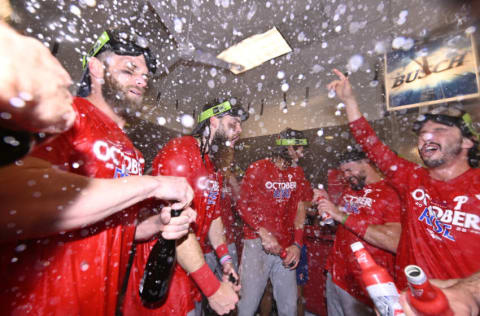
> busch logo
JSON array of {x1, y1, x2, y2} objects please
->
[
  {"x1": 411, "y1": 188, "x2": 480, "y2": 242},
  {"x1": 93, "y1": 140, "x2": 142, "y2": 177}
]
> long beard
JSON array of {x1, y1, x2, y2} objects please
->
[
  {"x1": 101, "y1": 73, "x2": 142, "y2": 119},
  {"x1": 210, "y1": 129, "x2": 232, "y2": 172}
]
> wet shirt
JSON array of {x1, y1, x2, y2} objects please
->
[
  {"x1": 238, "y1": 159, "x2": 307, "y2": 249},
  {"x1": 326, "y1": 180, "x2": 400, "y2": 306},
  {"x1": 0, "y1": 97, "x2": 144, "y2": 316},
  {"x1": 124, "y1": 136, "x2": 222, "y2": 315},
  {"x1": 350, "y1": 116, "x2": 480, "y2": 289}
]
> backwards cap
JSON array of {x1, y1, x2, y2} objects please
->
[{"x1": 412, "y1": 107, "x2": 480, "y2": 141}]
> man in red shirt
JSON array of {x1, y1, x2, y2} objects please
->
[
  {"x1": 237, "y1": 129, "x2": 310, "y2": 316},
  {"x1": 0, "y1": 29, "x2": 195, "y2": 316},
  {"x1": 316, "y1": 148, "x2": 401, "y2": 316},
  {"x1": 327, "y1": 68, "x2": 480, "y2": 315},
  {"x1": 125, "y1": 98, "x2": 247, "y2": 315}
]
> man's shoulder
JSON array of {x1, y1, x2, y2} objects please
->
[{"x1": 164, "y1": 135, "x2": 197, "y2": 151}]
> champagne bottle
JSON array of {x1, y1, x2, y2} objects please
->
[
  {"x1": 351, "y1": 242, "x2": 405, "y2": 316},
  {"x1": 404, "y1": 265, "x2": 453, "y2": 316},
  {"x1": 139, "y1": 209, "x2": 181, "y2": 306}
]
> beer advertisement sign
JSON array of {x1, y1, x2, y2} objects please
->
[{"x1": 385, "y1": 33, "x2": 480, "y2": 111}]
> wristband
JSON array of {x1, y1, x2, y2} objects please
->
[
  {"x1": 294, "y1": 228, "x2": 304, "y2": 247},
  {"x1": 341, "y1": 213, "x2": 350, "y2": 225},
  {"x1": 343, "y1": 214, "x2": 369, "y2": 238},
  {"x1": 190, "y1": 263, "x2": 221, "y2": 297},
  {"x1": 215, "y1": 243, "x2": 229, "y2": 259},
  {"x1": 219, "y1": 254, "x2": 232, "y2": 265}
]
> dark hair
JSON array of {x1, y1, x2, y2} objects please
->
[
  {"x1": 338, "y1": 148, "x2": 367, "y2": 167},
  {"x1": 77, "y1": 29, "x2": 156, "y2": 97},
  {"x1": 412, "y1": 108, "x2": 480, "y2": 167}
]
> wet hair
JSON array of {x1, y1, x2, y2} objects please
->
[
  {"x1": 412, "y1": 107, "x2": 480, "y2": 167},
  {"x1": 77, "y1": 28, "x2": 156, "y2": 97}
]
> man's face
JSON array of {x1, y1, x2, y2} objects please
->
[
  {"x1": 287, "y1": 145, "x2": 305, "y2": 163},
  {"x1": 101, "y1": 54, "x2": 149, "y2": 115},
  {"x1": 214, "y1": 115, "x2": 243, "y2": 146},
  {"x1": 417, "y1": 120, "x2": 466, "y2": 168},
  {"x1": 339, "y1": 160, "x2": 367, "y2": 191}
]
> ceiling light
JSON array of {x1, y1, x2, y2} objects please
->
[{"x1": 217, "y1": 27, "x2": 292, "y2": 74}]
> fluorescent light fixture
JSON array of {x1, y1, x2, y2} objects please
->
[{"x1": 217, "y1": 27, "x2": 292, "y2": 74}]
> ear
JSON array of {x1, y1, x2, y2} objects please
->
[
  {"x1": 210, "y1": 116, "x2": 220, "y2": 129},
  {"x1": 88, "y1": 57, "x2": 105, "y2": 79},
  {"x1": 462, "y1": 137, "x2": 474, "y2": 150}
]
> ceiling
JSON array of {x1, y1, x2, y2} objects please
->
[{"x1": 9, "y1": 0, "x2": 479, "y2": 138}]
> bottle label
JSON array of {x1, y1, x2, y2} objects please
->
[{"x1": 366, "y1": 282, "x2": 405, "y2": 316}]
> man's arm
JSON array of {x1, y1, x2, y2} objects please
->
[
  {"x1": 282, "y1": 200, "x2": 308, "y2": 269},
  {"x1": 208, "y1": 217, "x2": 240, "y2": 284},
  {"x1": 176, "y1": 232, "x2": 239, "y2": 315},
  {"x1": 317, "y1": 197, "x2": 401, "y2": 253},
  {"x1": 0, "y1": 157, "x2": 194, "y2": 242},
  {"x1": 401, "y1": 271, "x2": 480, "y2": 315}
]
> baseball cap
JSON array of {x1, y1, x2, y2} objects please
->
[
  {"x1": 191, "y1": 99, "x2": 249, "y2": 136},
  {"x1": 338, "y1": 148, "x2": 367, "y2": 166}
]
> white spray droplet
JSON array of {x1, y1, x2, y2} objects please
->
[
  {"x1": 181, "y1": 114, "x2": 195, "y2": 128},
  {"x1": 328, "y1": 90, "x2": 336, "y2": 99},
  {"x1": 157, "y1": 117, "x2": 166, "y2": 126}
]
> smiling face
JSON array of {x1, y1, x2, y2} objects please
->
[
  {"x1": 339, "y1": 160, "x2": 367, "y2": 191},
  {"x1": 417, "y1": 120, "x2": 466, "y2": 168},
  {"x1": 213, "y1": 114, "x2": 243, "y2": 146},
  {"x1": 100, "y1": 53, "x2": 149, "y2": 115}
]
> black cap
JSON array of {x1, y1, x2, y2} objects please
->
[
  {"x1": 338, "y1": 148, "x2": 366, "y2": 166},
  {"x1": 191, "y1": 98, "x2": 249, "y2": 136}
]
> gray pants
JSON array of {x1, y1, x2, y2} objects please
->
[
  {"x1": 237, "y1": 238, "x2": 297, "y2": 316},
  {"x1": 325, "y1": 272, "x2": 375, "y2": 316}
]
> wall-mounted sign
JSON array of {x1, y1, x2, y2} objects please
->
[{"x1": 385, "y1": 32, "x2": 480, "y2": 111}]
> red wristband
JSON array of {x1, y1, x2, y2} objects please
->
[
  {"x1": 190, "y1": 263, "x2": 221, "y2": 297},
  {"x1": 344, "y1": 214, "x2": 369, "y2": 238},
  {"x1": 294, "y1": 228, "x2": 304, "y2": 246},
  {"x1": 215, "y1": 243, "x2": 229, "y2": 259}
]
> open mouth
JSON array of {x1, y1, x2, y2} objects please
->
[
  {"x1": 420, "y1": 143, "x2": 441, "y2": 157},
  {"x1": 128, "y1": 89, "x2": 143, "y2": 97}
]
